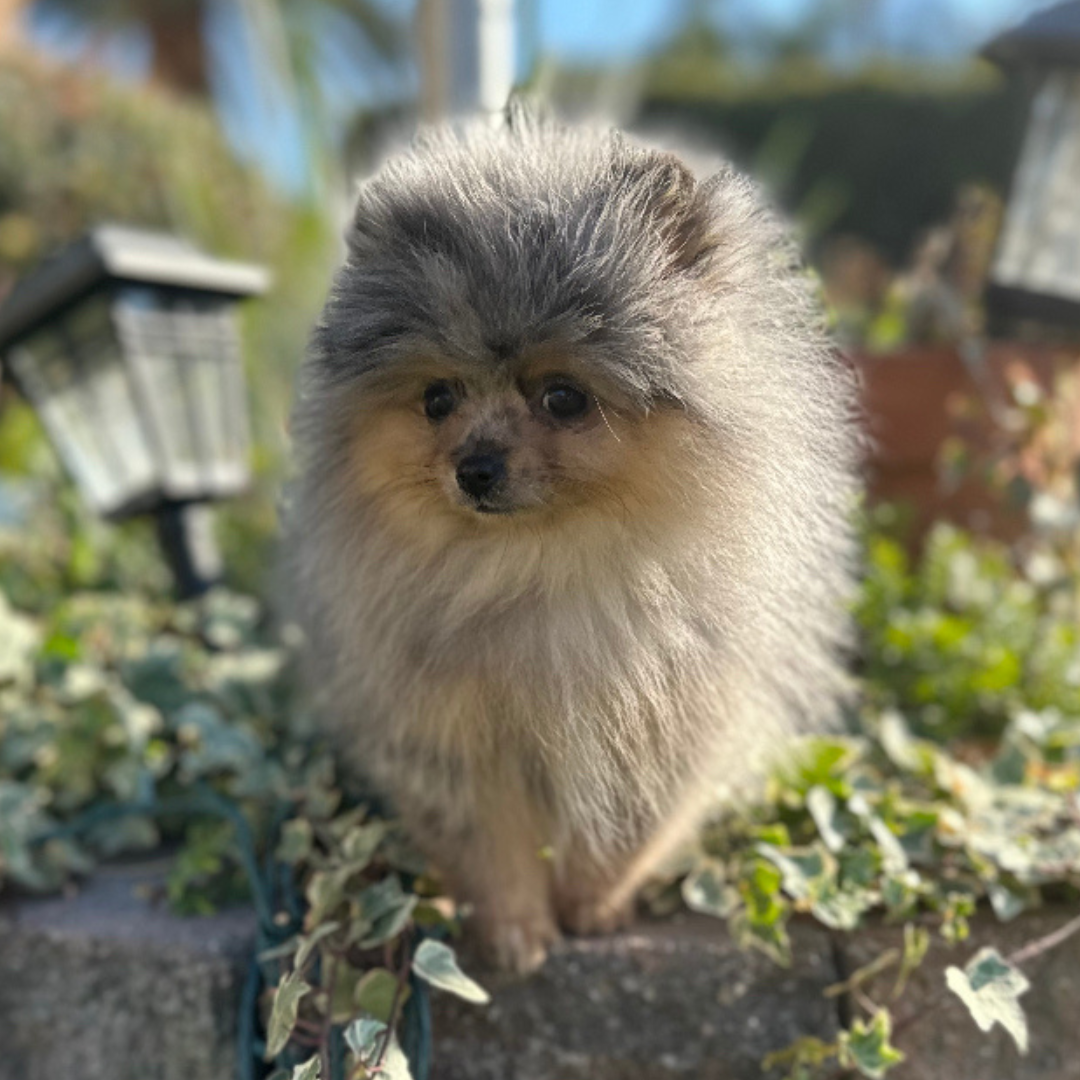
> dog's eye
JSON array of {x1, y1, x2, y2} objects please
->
[
  {"x1": 542, "y1": 383, "x2": 589, "y2": 420},
  {"x1": 424, "y1": 382, "x2": 456, "y2": 421}
]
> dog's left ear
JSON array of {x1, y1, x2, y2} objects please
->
[
  {"x1": 624, "y1": 151, "x2": 719, "y2": 272},
  {"x1": 503, "y1": 94, "x2": 544, "y2": 134}
]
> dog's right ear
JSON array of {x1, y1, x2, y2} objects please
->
[{"x1": 345, "y1": 182, "x2": 383, "y2": 258}]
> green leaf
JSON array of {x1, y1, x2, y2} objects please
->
[
  {"x1": 355, "y1": 967, "x2": 403, "y2": 1023},
  {"x1": 681, "y1": 859, "x2": 738, "y2": 918},
  {"x1": 275, "y1": 819, "x2": 313, "y2": 865},
  {"x1": 806, "y1": 785, "x2": 846, "y2": 853},
  {"x1": 344, "y1": 1015, "x2": 387, "y2": 1061},
  {"x1": 291, "y1": 1057, "x2": 320, "y2": 1080},
  {"x1": 295, "y1": 921, "x2": 341, "y2": 972},
  {"x1": 945, "y1": 947, "x2": 1030, "y2": 1053},
  {"x1": 762, "y1": 1034, "x2": 838, "y2": 1079},
  {"x1": 412, "y1": 939, "x2": 490, "y2": 1003},
  {"x1": 330, "y1": 962, "x2": 366, "y2": 1024},
  {"x1": 305, "y1": 868, "x2": 350, "y2": 928},
  {"x1": 838, "y1": 1010, "x2": 905, "y2": 1079},
  {"x1": 341, "y1": 820, "x2": 388, "y2": 868},
  {"x1": 371, "y1": 1034, "x2": 414, "y2": 1080},
  {"x1": 894, "y1": 922, "x2": 929, "y2": 997},
  {"x1": 353, "y1": 877, "x2": 418, "y2": 948},
  {"x1": 265, "y1": 971, "x2": 311, "y2": 1059}
]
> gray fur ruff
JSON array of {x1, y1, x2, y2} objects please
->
[{"x1": 287, "y1": 109, "x2": 861, "y2": 855}]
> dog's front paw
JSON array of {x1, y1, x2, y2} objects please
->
[
  {"x1": 554, "y1": 891, "x2": 633, "y2": 936},
  {"x1": 473, "y1": 912, "x2": 560, "y2": 975}
]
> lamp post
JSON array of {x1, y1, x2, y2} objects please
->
[
  {"x1": 0, "y1": 226, "x2": 268, "y2": 597},
  {"x1": 983, "y1": 2, "x2": 1080, "y2": 330}
]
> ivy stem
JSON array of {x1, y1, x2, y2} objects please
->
[
  {"x1": 1007, "y1": 909, "x2": 1080, "y2": 967},
  {"x1": 893, "y1": 909, "x2": 1080, "y2": 1040},
  {"x1": 320, "y1": 953, "x2": 338, "y2": 1080},
  {"x1": 374, "y1": 927, "x2": 414, "y2": 1072}
]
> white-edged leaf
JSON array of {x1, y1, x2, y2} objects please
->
[
  {"x1": 412, "y1": 939, "x2": 490, "y2": 1003},
  {"x1": 265, "y1": 971, "x2": 311, "y2": 1059},
  {"x1": 681, "y1": 860, "x2": 738, "y2": 918},
  {"x1": 291, "y1": 1056, "x2": 320, "y2": 1080},
  {"x1": 378, "y1": 1034, "x2": 415, "y2": 1080},
  {"x1": 838, "y1": 1009, "x2": 905, "y2": 1078},
  {"x1": 295, "y1": 921, "x2": 341, "y2": 971},
  {"x1": 344, "y1": 1015, "x2": 387, "y2": 1061},
  {"x1": 946, "y1": 947, "x2": 1030, "y2": 1053},
  {"x1": 807, "y1": 785, "x2": 845, "y2": 853}
]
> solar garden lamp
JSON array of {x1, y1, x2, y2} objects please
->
[
  {"x1": 983, "y1": 1, "x2": 1080, "y2": 330},
  {"x1": 0, "y1": 226, "x2": 269, "y2": 597}
]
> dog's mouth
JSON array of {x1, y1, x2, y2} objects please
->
[{"x1": 470, "y1": 498, "x2": 515, "y2": 516}]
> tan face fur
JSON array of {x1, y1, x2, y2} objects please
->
[{"x1": 345, "y1": 344, "x2": 703, "y2": 551}]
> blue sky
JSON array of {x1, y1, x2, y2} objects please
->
[{"x1": 31, "y1": 0, "x2": 1049, "y2": 193}]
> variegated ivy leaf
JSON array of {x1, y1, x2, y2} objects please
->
[
  {"x1": 946, "y1": 947, "x2": 1030, "y2": 1053},
  {"x1": 353, "y1": 876, "x2": 418, "y2": 949},
  {"x1": 343, "y1": 1019, "x2": 415, "y2": 1080},
  {"x1": 265, "y1": 971, "x2": 311, "y2": 1059},
  {"x1": 806, "y1": 784, "x2": 845, "y2": 853},
  {"x1": 838, "y1": 1010, "x2": 905, "y2": 1079},
  {"x1": 681, "y1": 859, "x2": 738, "y2": 919},
  {"x1": 291, "y1": 1056, "x2": 320, "y2": 1080},
  {"x1": 294, "y1": 920, "x2": 341, "y2": 972},
  {"x1": 275, "y1": 819, "x2": 313, "y2": 865},
  {"x1": 344, "y1": 1015, "x2": 388, "y2": 1064},
  {"x1": 412, "y1": 939, "x2": 490, "y2": 1003}
]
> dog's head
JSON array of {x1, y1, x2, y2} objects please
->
[{"x1": 303, "y1": 116, "x2": 731, "y2": 540}]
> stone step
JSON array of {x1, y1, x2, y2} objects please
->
[{"x1": 2, "y1": 861, "x2": 1078, "y2": 1080}]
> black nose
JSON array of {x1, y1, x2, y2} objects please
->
[{"x1": 456, "y1": 452, "x2": 507, "y2": 499}]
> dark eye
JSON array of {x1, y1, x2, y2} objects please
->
[
  {"x1": 424, "y1": 381, "x2": 456, "y2": 421},
  {"x1": 541, "y1": 382, "x2": 589, "y2": 420}
]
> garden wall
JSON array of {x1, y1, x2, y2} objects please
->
[{"x1": 1, "y1": 858, "x2": 1077, "y2": 1080}]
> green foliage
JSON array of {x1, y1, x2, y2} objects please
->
[
  {"x1": 858, "y1": 522, "x2": 1080, "y2": 740},
  {"x1": 0, "y1": 509, "x2": 482, "y2": 1078}
]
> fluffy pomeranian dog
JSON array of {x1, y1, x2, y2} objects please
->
[{"x1": 288, "y1": 107, "x2": 859, "y2": 973}]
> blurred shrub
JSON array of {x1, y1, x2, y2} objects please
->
[
  {"x1": 0, "y1": 54, "x2": 285, "y2": 283},
  {"x1": 860, "y1": 352, "x2": 1080, "y2": 741},
  {"x1": 858, "y1": 520, "x2": 1080, "y2": 741}
]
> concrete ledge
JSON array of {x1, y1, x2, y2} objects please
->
[
  {"x1": 0, "y1": 860, "x2": 255, "y2": 1080},
  {"x1": 1, "y1": 861, "x2": 1078, "y2": 1080},
  {"x1": 433, "y1": 915, "x2": 838, "y2": 1080}
]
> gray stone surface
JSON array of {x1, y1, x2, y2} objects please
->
[
  {"x1": 2, "y1": 862, "x2": 1078, "y2": 1080},
  {"x1": 0, "y1": 859, "x2": 256, "y2": 1080},
  {"x1": 845, "y1": 910, "x2": 1080, "y2": 1080},
  {"x1": 432, "y1": 914, "x2": 840, "y2": 1080}
]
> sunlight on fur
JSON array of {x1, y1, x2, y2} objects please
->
[{"x1": 287, "y1": 105, "x2": 860, "y2": 974}]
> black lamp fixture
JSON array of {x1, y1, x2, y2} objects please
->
[
  {"x1": 983, "y1": 1, "x2": 1080, "y2": 330},
  {"x1": 0, "y1": 226, "x2": 269, "y2": 597}
]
